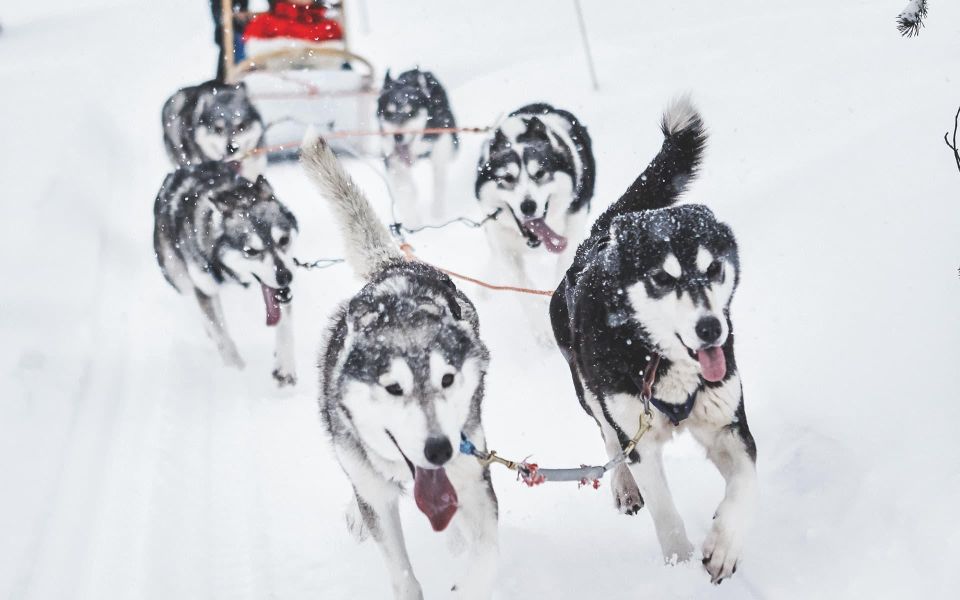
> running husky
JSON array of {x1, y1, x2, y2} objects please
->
[
  {"x1": 303, "y1": 136, "x2": 498, "y2": 600},
  {"x1": 476, "y1": 103, "x2": 595, "y2": 287},
  {"x1": 550, "y1": 97, "x2": 757, "y2": 584},
  {"x1": 377, "y1": 68, "x2": 458, "y2": 221},
  {"x1": 153, "y1": 162, "x2": 298, "y2": 386},
  {"x1": 162, "y1": 79, "x2": 267, "y2": 180}
]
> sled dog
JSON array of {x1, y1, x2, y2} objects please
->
[
  {"x1": 162, "y1": 79, "x2": 267, "y2": 179},
  {"x1": 377, "y1": 68, "x2": 458, "y2": 221},
  {"x1": 303, "y1": 136, "x2": 498, "y2": 599},
  {"x1": 153, "y1": 162, "x2": 297, "y2": 385},
  {"x1": 550, "y1": 97, "x2": 757, "y2": 584}
]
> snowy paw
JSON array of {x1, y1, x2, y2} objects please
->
[
  {"x1": 612, "y1": 464, "x2": 644, "y2": 515},
  {"x1": 272, "y1": 368, "x2": 297, "y2": 387},
  {"x1": 701, "y1": 514, "x2": 744, "y2": 584}
]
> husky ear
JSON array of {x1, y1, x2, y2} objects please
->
[
  {"x1": 526, "y1": 117, "x2": 548, "y2": 137},
  {"x1": 383, "y1": 69, "x2": 393, "y2": 86},
  {"x1": 492, "y1": 129, "x2": 509, "y2": 148}
]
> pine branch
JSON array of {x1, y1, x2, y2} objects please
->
[
  {"x1": 945, "y1": 106, "x2": 960, "y2": 176},
  {"x1": 897, "y1": 0, "x2": 928, "y2": 38}
]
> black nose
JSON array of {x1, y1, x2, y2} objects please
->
[
  {"x1": 424, "y1": 436, "x2": 453, "y2": 466},
  {"x1": 227, "y1": 142, "x2": 240, "y2": 153},
  {"x1": 519, "y1": 198, "x2": 537, "y2": 216},
  {"x1": 695, "y1": 316, "x2": 722, "y2": 344},
  {"x1": 275, "y1": 265, "x2": 292, "y2": 288}
]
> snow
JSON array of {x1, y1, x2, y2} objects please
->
[{"x1": 2, "y1": 0, "x2": 959, "y2": 597}]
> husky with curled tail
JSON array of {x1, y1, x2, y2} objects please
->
[
  {"x1": 302, "y1": 137, "x2": 498, "y2": 600},
  {"x1": 550, "y1": 97, "x2": 758, "y2": 584}
]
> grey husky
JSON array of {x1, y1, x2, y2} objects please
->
[
  {"x1": 302, "y1": 136, "x2": 498, "y2": 599},
  {"x1": 161, "y1": 79, "x2": 267, "y2": 180},
  {"x1": 153, "y1": 162, "x2": 298, "y2": 386},
  {"x1": 550, "y1": 97, "x2": 757, "y2": 583}
]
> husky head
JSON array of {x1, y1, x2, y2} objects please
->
[
  {"x1": 336, "y1": 266, "x2": 487, "y2": 471},
  {"x1": 214, "y1": 174, "x2": 298, "y2": 291},
  {"x1": 192, "y1": 81, "x2": 265, "y2": 163},
  {"x1": 476, "y1": 115, "x2": 575, "y2": 252},
  {"x1": 609, "y1": 205, "x2": 739, "y2": 381},
  {"x1": 376, "y1": 69, "x2": 437, "y2": 157}
]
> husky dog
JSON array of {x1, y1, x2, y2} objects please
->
[
  {"x1": 154, "y1": 162, "x2": 298, "y2": 386},
  {"x1": 377, "y1": 68, "x2": 458, "y2": 220},
  {"x1": 476, "y1": 103, "x2": 595, "y2": 287},
  {"x1": 550, "y1": 98, "x2": 757, "y2": 584},
  {"x1": 162, "y1": 80, "x2": 267, "y2": 180},
  {"x1": 303, "y1": 137, "x2": 498, "y2": 599}
]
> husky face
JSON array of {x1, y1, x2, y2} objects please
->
[
  {"x1": 339, "y1": 274, "x2": 486, "y2": 470},
  {"x1": 478, "y1": 118, "x2": 575, "y2": 237},
  {"x1": 216, "y1": 175, "x2": 298, "y2": 290},
  {"x1": 377, "y1": 70, "x2": 431, "y2": 128},
  {"x1": 612, "y1": 205, "x2": 739, "y2": 364},
  {"x1": 193, "y1": 83, "x2": 264, "y2": 162}
]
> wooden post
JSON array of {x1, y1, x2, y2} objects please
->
[{"x1": 221, "y1": 0, "x2": 236, "y2": 83}]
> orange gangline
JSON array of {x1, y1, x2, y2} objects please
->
[{"x1": 399, "y1": 244, "x2": 554, "y2": 297}]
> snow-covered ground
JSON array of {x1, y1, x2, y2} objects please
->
[{"x1": 2, "y1": 1, "x2": 959, "y2": 598}]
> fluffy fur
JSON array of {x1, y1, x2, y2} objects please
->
[
  {"x1": 153, "y1": 161, "x2": 298, "y2": 385},
  {"x1": 161, "y1": 79, "x2": 267, "y2": 180},
  {"x1": 302, "y1": 136, "x2": 498, "y2": 599},
  {"x1": 550, "y1": 96, "x2": 757, "y2": 584}
]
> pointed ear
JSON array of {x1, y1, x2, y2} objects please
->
[
  {"x1": 383, "y1": 69, "x2": 393, "y2": 86},
  {"x1": 493, "y1": 129, "x2": 509, "y2": 147},
  {"x1": 254, "y1": 174, "x2": 274, "y2": 195}
]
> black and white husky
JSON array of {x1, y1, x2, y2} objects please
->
[
  {"x1": 302, "y1": 137, "x2": 498, "y2": 599},
  {"x1": 162, "y1": 80, "x2": 267, "y2": 180},
  {"x1": 476, "y1": 103, "x2": 595, "y2": 287},
  {"x1": 550, "y1": 98, "x2": 757, "y2": 584},
  {"x1": 377, "y1": 69, "x2": 458, "y2": 220},
  {"x1": 154, "y1": 162, "x2": 298, "y2": 386}
]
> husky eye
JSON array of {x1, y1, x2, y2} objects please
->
[
  {"x1": 277, "y1": 235, "x2": 290, "y2": 247},
  {"x1": 531, "y1": 169, "x2": 546, "y2": 180},
  {"x1": 242, "y1": 246, "x2": 261, "y2": 258},
  {"x1": 706, "y1": 260, "x2": 724, "y2": 282},
  {"x1": 441, "y1": 373, "x2": 454, "y2": 388},
  {"x1": 650, "y1": 270, "x2": 675, "y2": 288},
  {"x1": 385, "y1": 383, "x2": 404, "y2": 396}
]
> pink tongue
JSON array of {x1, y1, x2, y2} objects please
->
[
  {"x1": 414, "y1": 467, "x2": 458, "y2": 532},
  {"x1": 696, "y1": 347, "x2": 727, "y2": 382},
  {"x1": 522, "y1": 217, "x2": 568, "y2": 254},
  {"x1": 396, "y1": 143, "x2": 414, "y2": 166},
  {"x1": 260, "y1": 283, "x2": 282, "y2": 327}
]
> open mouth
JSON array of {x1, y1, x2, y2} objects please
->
[
  {"x1": 521, "y1": 217, "x2": 568, "y2": 253},
  {"x1": 255, "y1": 277, "x2": 291, "y2": 327},
  {"x1": 680, "y1": 337, "x2": 727, "y2": 382},
  {"x1": 385, "y1": 430, "x2": 458, "y2": 532},
  {"x1": 384, "y1": 429, "x2": 459, "y2": 531}
]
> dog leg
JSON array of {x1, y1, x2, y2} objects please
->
[
  {"x1": 338, "y1": 449, "x2": 423, "y2": 600},
  {"x1": 194, "y1": 289, "x2": 244, "y2": 369},
  {"x1": 430, "y1": 135, "x2": 454, "y2": 219},
  {"x1": 627, "y1": 441, "x2": 694, "y2": 562},
  {"x1": 692, "y1": 425, "x2": 757, "y2": 584},
  {"x1": 584, "y1": 388, "x2": 644, "y2": 515},
  {"x1": 445, "y1": 448, "x2": 498, "y2": 599},
  {"x1": 385, "y1": 158, "x2": 419, "y2": 228},
  {"x1": 271, "y1": 302, "x2": 296, "y2": 386}
]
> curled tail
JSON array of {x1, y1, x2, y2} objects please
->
[
  {"x1": 590, "y1": 96, "x2": 707, "y2": 237},
  {"x1": 301, "y1": 136, "x2": 401, "y2": 278}
]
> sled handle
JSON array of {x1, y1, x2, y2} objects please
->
[{"x1": 234, "y1": 46, "x2": 375, "y2": 82}]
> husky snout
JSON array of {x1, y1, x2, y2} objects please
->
[
  {"x1": 695, "y1": 316, "x2": 722, "y2": 345},
  {"x1": 423, "y1": 435, "x2": 453, "y2": 466}
]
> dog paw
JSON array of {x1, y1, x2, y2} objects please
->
[
  {"x1": 272, "y1": 369, "x2": 297, "y2": 387},
  {"x1": 702, "y1": 515, "x2": 744, "y2": 584},
  {"x1": 612, "y1": 464, "x2": 644, "y2": 515}
]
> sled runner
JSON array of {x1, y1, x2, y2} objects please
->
[{"x1": 219, "y1": 0, "x2": 377, "y2": 159}]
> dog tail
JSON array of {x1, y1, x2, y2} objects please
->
[
  {"x1": 301, "y1": 135, "x2": 401, "y2": 278},
  {"x1": 590, "y1": 95, "x2": 707, "y2": 236}
]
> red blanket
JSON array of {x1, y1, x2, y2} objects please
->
[{"x1": 244, "y1": 2, "x2": 343, "y2": 43}]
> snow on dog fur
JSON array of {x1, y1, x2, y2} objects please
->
[
  {"x1": 550, "y1": 96, "x2": 757, "y2": 584},
  {"x1": 302, "y1": 136, "x2": 499, "y2": 600}
]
